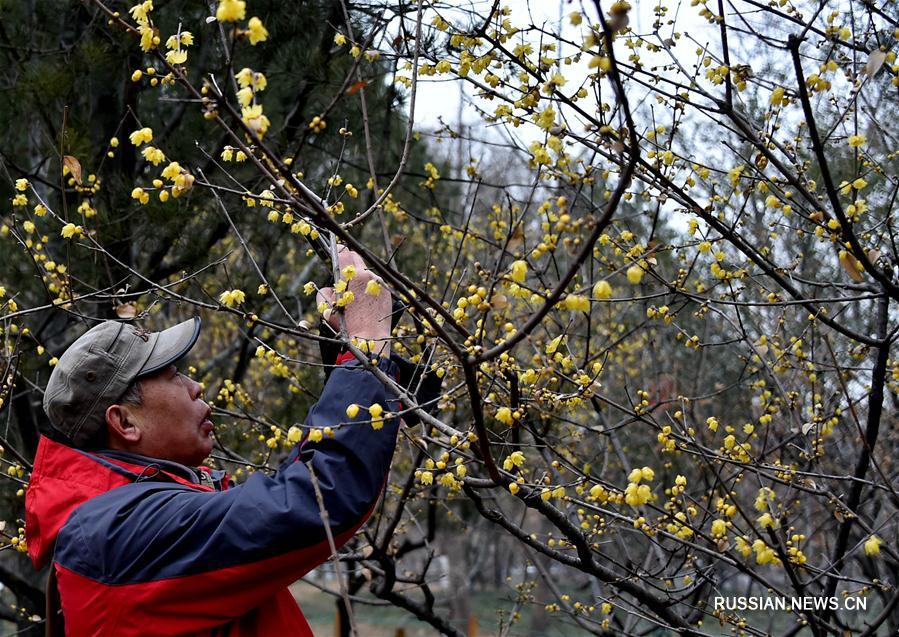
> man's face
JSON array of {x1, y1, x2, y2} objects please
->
[{"x1": 122, "y1": 365, "x2": 214, "y2": 466}]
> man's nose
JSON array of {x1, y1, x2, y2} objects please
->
[{"x1": 186, "y1": 376, "x2": 204, "y2": 400}]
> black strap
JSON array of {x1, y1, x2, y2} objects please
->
[{"x1": 45, "y1": 564, "x2": 64, "y2": 637}]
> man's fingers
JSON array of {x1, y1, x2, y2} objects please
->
[
  {"x1": 336, "y1": 243, "x2": 368, "y2": 272},
  {"x1": 336, "y1": 245, "x2": 355, "y2": 270},
  {"x1": 316, "y1": 286, "x2": 336, "y2": 309},
  {"x1": 316, "y1": 286, "x2": 338, "y2": 330}
]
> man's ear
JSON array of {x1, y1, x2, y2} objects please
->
[{"x1": 105, "y1": 403, "x2": 142, "y2": 444}]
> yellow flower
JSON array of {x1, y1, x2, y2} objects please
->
[
  {"x1": 60, "y1": 223, "x2": 81, "y2": 239},
  {"x1": 848, "y1": 134, "x2": 867, "y2": 147},
  {"x1": 129, "y1": 127, "x2": 153, "y2": 146},
  {"x1": 592, "y1": 280, "x2": 612, "y2": 299},
  {"x1": 139, "y1": 25, "x2": 156, "y2": 52},
  {"x1": 626, "y1": 264, "x2": 644, "y2": 284},
  {"x1": 588, "y1": 56, "x2": 611, "y2": 71},
  {"x1": 131, "y1": 70, "x2": 143, "y2": 82},
  {"x1": 172, "y1": 172, "x2": 194, "y2": 196},
  {"x1": 369, "y1": 403, "x2": 384, "y2": 419},
  {"x1": 502, "y1": 451, "x2": 525, "y2": 471},
  {"x1": 420, "y1": 471, "x2": 434, "y2": 486},
  {"x1": 129, "y1": 0, "x2": 153, "y2": 24},
  {"x1": 757, "y1": 512, "x2": 777, "y2": 529},
  {"x1": 219, "y1": 289, "x2": 246, "y2": 307},
  {"x1": 864, "y1": 535, "x2": 882, "y2": 556},
  {"x1": 563, "y1": 294, "x2": 590, "y2": 312},
  {"x1": 346, "y1": 404, "x2": 360, "y2": 418},
  {"x1": 852, "y1": 177, "x2": 868, "y2": 190},
  {"x1": 711, "y1": 519, "x2": 727, "y2": 537},
  {"x1": 545, "y1": 335, "x2": 564, "y2": 355},
  {"x1": 14, "y1": 179, "x2": 28, "y2": 191},
  {"x1": 495, "y1": 407, "x2": 514, "y2": 425},
  {"x1": 770, "y1": 86, "x2": 786, "y2": 106},
  {"x1": 131, "y1": 187, "x2": 150, "y2": 204},
  {"x1": 236, "y1": 87, "x2": 253, "y2": 108},
  {"x1": 508, "y1": 482, "x2": 520, "y2": 495},
  {"x1": 334, "y1": 33, "x2": 346, "y2": 46},
  {"x1": 11, "y1": 194, "x2": 26, "y2": 207},
  {"x1": 287, "y1": 426, "x2": 302, "y2": 444},
  {"x1": 235, "y1": 67, "x2": 266, "y2": 90},
  {"x1": 216, "y1": 0, "x2": 245, "y2": 22},
  {"x1": 242, "y1": 104, "x2": 270, "y2": 136},
  {"x1": 22, "y1": 221, "x2": 35, "y2": 234},
  {"x1": 247, "y1": 17, "x2": 268, "y2": 45},
  {"x1": 141, "y1": 146, "x2": 166, "y2": 165},
  {"x1": 161, "y1": 162, "x2": 182, "y2": 180},
  {"x1": 624, "y1": 482, "x2": 652, "y2": 507},
  {"x1": 509, "y1": 259, "x2": 527, "y2": 283},
  {"x1": 364, "y1": 279, "x2": 381, "y2": 297},
  {"x1": 165, "y1": 49, "x2": 187, "y2": 65},
  {"x1": 308, "y1": 428, "x2": 323, "y2": 443}
]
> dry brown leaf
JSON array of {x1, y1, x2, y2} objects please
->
[
  {"x1": 490, "y1": 293, "x2": 509, "y2": 310},
  {"x1": 115, "y1": 303, "x2": 137, "y2": 319},
  {"x1": 839, "y1": 251, "x2": 865, "y2": 282},
  {"x1": 801, "y1": 422, "x2": 817, "y2": 436},
  {"x1": 865, "y1": 50, "x2": 886, "y2": 77},
  {"x1": 507, "y1": 224, "x2": 524, "y2": 250},
  {"x1": 63, "y1": 155, "x2": 82, "y2": 185}
]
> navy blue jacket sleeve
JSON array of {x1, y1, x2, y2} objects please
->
[{"x1": 54, "y1": 358, "x2": 401, "y2": 621}]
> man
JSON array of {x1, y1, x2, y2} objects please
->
[{"x1": 25, "y1": 249, "x2": 400, "y2": 636}]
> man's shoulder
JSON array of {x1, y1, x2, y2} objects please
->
[
  {"x1": 61, "y1": 480, "x2": 212, "y2": 536},
  {"x1": 54, "y1": 482, "x2": 213, "y2": 581}
]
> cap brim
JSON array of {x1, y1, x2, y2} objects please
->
[{"x1": 137, "y1": 317, "x2": 201, "y2": 377}]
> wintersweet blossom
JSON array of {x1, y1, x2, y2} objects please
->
[
  {"x1": 509, "y1": 260, "x2": 527, "y2": 282},
  {"x1": 864, "y1": 535, "x2": 882, "y2": 556},
  {"x1": 216, "y1": 0, "x2": 245, "y2": 22},
  {"x1": 592, "y1": 280, "x2": 612, "y2": 299},
  {"x1": 247, "y1": 17, "x2": 268, "y2": 45},
  {"x1": 60, "y1": 223, "x2": 81, "y2": 239},
  {"x1": 219, "y1": 289, "x2": 246, "y2": 307},
  {"x1": 129, "y1": 127, "x2": 153, "y2": 146}
]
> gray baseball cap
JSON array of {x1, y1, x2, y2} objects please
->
[{"x1": 43, "y1": 317, "x2": 201, "y2": 448}]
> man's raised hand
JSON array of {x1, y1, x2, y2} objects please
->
[{"x1": 316, "y1": 246, "x2": 393, "y2": 357}]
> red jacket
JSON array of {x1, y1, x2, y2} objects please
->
[{"x1": 26, "y1": 358, "x2": 400, "y2": 636}]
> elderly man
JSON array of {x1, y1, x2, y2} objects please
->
[{"x1": 25, "y1": 250, "x2": 399, "y2": 636}]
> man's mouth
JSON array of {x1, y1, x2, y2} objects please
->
[{"x1": 200, "y1": 408, "x2": 214, "y2": 435}]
